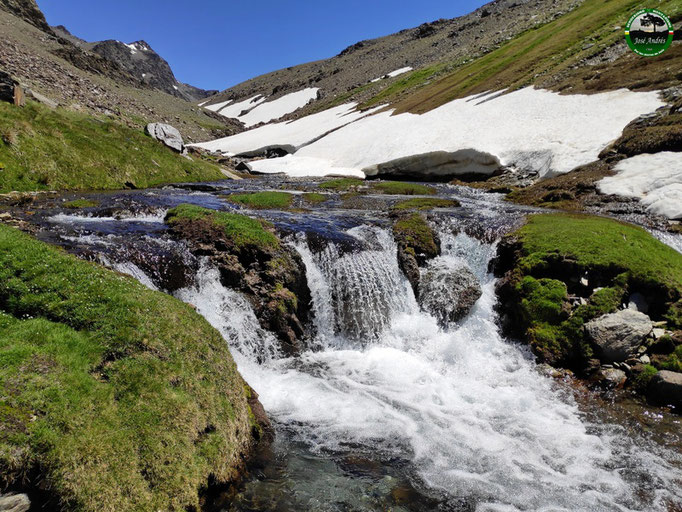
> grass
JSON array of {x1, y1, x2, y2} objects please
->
[
  {"x1": 0, "y1": 224, "x2": 254, "y2": 511},
  {"x1": 302, "y1": 193, "x2": 327, "y2": 204},
  {"x1": 318, "y1": 178, "x2": 365, "y2": 191},
  {"x1": 0, "y1": 101, "x2": 224, "y2": 193},
  {"x1": 225, "y1": 191, "x2": 294, "y2": 210},
  {"x1": 64, "y1": 199, "x2": 99, "y2": 209},
  {"x1": 505, "y1": 213, "x2": 682, "y2": 365},
  {"x1": 371, "y1": 181, "x2": 437, "y2": 196},
  {"x1": 392, "y1": 197, "x2": 460, "y2": 210},
  {"x1": 386, "y1": 0, "x2": 682, "y2": 114},
  {"x1": 165, "y1": 204, "x2": 279, "y2": 250},
  {"x1": 393, "y1": 213, "x2": 439, "y2": 260}
]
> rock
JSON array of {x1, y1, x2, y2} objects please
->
[
  {"x1": 145, "y1": 123, "x2": 184, "y2": 152},
  {"x1": 585, "y1": 309, "x2": 653, "y2": 363},
  {"x1": 594, "y1": 367, "x2": 627, "y2": 389},
  {"x1": 640, "y1": 355, "x2": 651, "y2": 365},
  {"x1": 0, "y1": 70, "x2": 17, "y2": 104},
  {"x1": 363, "y1": 149, "x2": 503, "y2": 181},
  {"x1": 647, "y1": 370, "x2": 682, "y2": 408},
  {"x1": 418, "y1": 257, "x2": 482, "y2": 325},
  {"x1": 652, "y1": 328, "x2": 665, "y2": 339},
  {"x1": 0, "y1": 493, "x2": 30, "y2": 512},
  {"x1": 24, "y1": 88, "x2": 58, "y2": 108},
  {"x1": 627, "y1": 292, "x2": 649, "y2": 314}
]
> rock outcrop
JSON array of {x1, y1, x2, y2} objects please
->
[
  {"x1": 585, "y1": 309, "x2": 653, "y2": 363},
  {"x1": 363, "y1": 150, "x2": 503, "y2": 182},
  {"x1": 418, "y1": 258, "x2": 482, "y2": 325},
  {"x1": 648, "y1": 370, "x2": 682, "y2": 408},
  {"x1": 392, "y1": 213, "x2": 440, "y2": 294},
  {"x1": 146, "y1": 123, "x2": 184, "y2": 152},
  {"x1": 0, "y1": 0, "x2": 51, "y2": 33}
]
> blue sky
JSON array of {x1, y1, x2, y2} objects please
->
[{"x1": 36, "y1": 1, "x2": 487, "y2": 91}]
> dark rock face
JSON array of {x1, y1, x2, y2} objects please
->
[
  {"x1": 50, "y1": 26, "x2": 216, "y2": 102},
  {"x1": 648, "y1": 370, "x2": 682, "y2": 409},
  {"x1": 167, "y1": 217, "x2": 312, "y2": 355},
  {"x1": 418, "y1": 258, "x2": 482, "y2": 325},
  {"x1": 0, "y1": 0, "x2": 51, "y2": 33},
  {"x1": 0, "y1": 70, "x2": 16, "y2": 103},
  {"x1": 585, "y1": 310, "x2": 653, "y2": 363}
]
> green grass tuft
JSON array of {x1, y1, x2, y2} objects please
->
[
  {"x1": 0, "y1": 224, "x2": 253, "y2": 511},
  {"x1": 393, "y1": 213, "x2": 439, "y2": 259},
  {"x1": 302, "y1": 193, "x2": 328, "y2": 204},
  {"x1": 225, "y1": 191, "x2": 294, "y2": 210},
  {"x1": 318, "y1": 178, "x2": 365, "y2": 191},
  {"x1": 371, "y1": 181, "x2": 437, "y2": 196},
  {"x1": 392, "y1": 197, "x2": 460, "y2": 210},
  {"x1": 166, "y1": 204, "x2": 279, "y2": 250},
  {"x1": 64, "y1": 199, "x2": 99, "y2": 209},
  {"x1": 0, "y1": 101, "x2": 224, "y2": 193}
]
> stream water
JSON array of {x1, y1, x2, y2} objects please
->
[{"x1": 19, "y1": 178, "x2": 682, "y2": 511}]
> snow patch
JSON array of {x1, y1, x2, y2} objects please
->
[
  {"x1": 237, "y1": 88, "x2": 319, "y2": 127},
  {"x1": 218, "y1": 95, "x2": 266, "y2": 118},
  {"x1": 598, "y1": 152, "x2": 682, "y2": 219},
  {"x1": 371, "y1": 67, "x2": 414, "y2": 82},
  {"x1": 247, "y1": 88, "x2": 662, "y2": 178},
  {"x1": 204, "y1": 99, "x2": 233, "y2": 112}
]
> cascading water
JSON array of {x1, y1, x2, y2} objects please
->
[{"x1": 39, "y1": 186, "x2": 682, "y2": 511}]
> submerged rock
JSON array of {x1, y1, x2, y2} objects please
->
[
  {"x1": 418, "y1": 258, "x2": 482, "y2": 325},
  {"x1": 146, "y1": 122, "x2": 184, "y2": 152},
  {"x1": 585, "y1": 309, "x2": 653, "y2": 363}
]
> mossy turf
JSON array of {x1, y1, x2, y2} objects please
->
[
  {"x1": 503, "y1": 213, "x2": 682, "y2": 366},
  {"x1": 302, "y1": 192, "x2": 327, "y2": 205},
  {"x1": 318, "y1": 178, "x2": 365, "y2": 191},
  {"x1": 63, "y1": 199, "x2": 99, "y2": 209},
  {"x1": 371, "y1": 181, "x2": 437, "y2": 196},
  {"x1": 0, "y1": 224, "x2": 254, "y2": 511},
  {"x1": 166, "y1": 204, "x2": 279, "y2": 250},
  {"x1": 0, "y1": 101, "x2": 224, "y2": 193},
  {"x1": 225, "y1": 191, "x2": 294, "y2": 210},
  {"x1": 393, "y1": 213, "x2": 439, "y2": 260},
  {"x1": 392, "y1": 197, "x2": 460, "y2": 210}
]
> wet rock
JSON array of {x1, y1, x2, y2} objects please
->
[
  {"x1": 585, "y1": 309, "x2": 653, "y2": 363},
  {"x1": 363, "y1": 149, "x2": 503, "y2": 182},
  {"x1": 0, "y1": 493, "x2": 30, "y2": 512},
  {"x1": 418, "y1": 258, "x2": 482, "y2": 325},
  {"x1": 647, "y1": 370, "x2": 682, "y2": 408},
  {"x1": 392, "y1": 213, "x2": 440, "y2": 294},
  {"x1": 145, "y1": 123, "x2": 184, "y2": 152},
  {"x1": 593, "y1": 367, "x2": 627, "y2": 389}
]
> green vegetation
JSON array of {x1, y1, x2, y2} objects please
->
[
  {"x1": 659, "y1": 346, "x2": 682, "y2": 373},
  {"x1": 64, "y1": 199, "x2": 99, "y2": 209},
  {"x1": 503, "y1": 213, "x2": 682, "y2": 366},
  {"x1": 361, "y1": 63, "x2": 451, "y2": 109},
  {"x1": 371, "y1": 181, "x2": 437, "y2": 196},
  {"x1": 392, "y1": 197, "x2": 460, "y2": 210},
  {"x1": 0, "y1": 101, "x2": 224, "y2": 193},
  {"x1": 635, "y1": 364, "x2": 659, "y2": 392},
  {"x1": 0, "y1": 224, "x2": 254, "y2": 511},
  {"x1": 383, "y1": 0, "x2": 682, "y2": 114},
  {"x1": 166, "y1": 204, "x2": 279, "y2": 250},
  {"x1": 393, "y1": 213, "x2": 439, "y2": 260},
  {"x1": 225, "y1": 191, "x2": 294, "y2": 210},
  {"x1": 318, "y1": 178, "x2": 365, "y2": 191},
  {"x1": 303, "y1": 192, "x2": 328, "y2": 204}
]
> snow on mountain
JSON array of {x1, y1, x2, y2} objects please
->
[
  {"x1": 598, "y1": 152, "x2": 682, "y2": 220},
  {"x1": 233, "y1": 88, "x2": 662, "y2": 178},
  {"x1": 192, "y1": 102, "x2": 384, "y2": 157},
  {"x1": 371, "y1": 67, "x2": 414, "y2": 83}
]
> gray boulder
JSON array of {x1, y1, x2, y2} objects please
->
[
  {"x1": 585, "y1": 309, "x2": 652, "y2": 362},
  {"x1": 0, "y1": 493, "x2": 30, "y2": 512},
  {"x1": 594, "y1": 367, "x2": 627, "y2": 389},
  {"x1": 145, "y1": 123, "x2": 184, "y2": 152},
  {"x1": 362, "y1": 149, "x2": 502, "y2": 181},
  {"x1": 648, "y1": 370, "x2": 682, "y2": 408},
  {"x1": 418, "y1": 257, "x2": 482, "y2": 325}
]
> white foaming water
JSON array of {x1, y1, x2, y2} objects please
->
[
  {"x1": 48, "y1": 210, "x2": 167, "y2": 225},
  {"x1": 107, "y1": 226, "x2": 682, "y2": 510}
]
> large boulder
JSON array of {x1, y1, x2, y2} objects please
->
[
  {"x1": 418, "y1": 257, "x2": 482, "y2": 325},
  {"x1": 647, "y1": 370, "x2": 682, "y2": 408},
  {"x1": 585, "y1": 309, "x2": 653, "y2": 362},
  {"x1": 145, "y1": 123, "x2": 184, "y2": 152},
  {"x1": 0, "y1": 493, "x2": 30, "y2": 512},
  {"x1": 363, "y1": 149, "x2": 502, "y2": 181}
]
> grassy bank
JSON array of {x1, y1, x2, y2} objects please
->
[
  {"x1": 0, "y1": 224, "x2": 255, "y2": 511},
  {"x1": 0, "y1": 101, "x2": 224, "y2": 193},
  {"x1": 499, "y1": 213, "x2": 682, "y2": 366}
]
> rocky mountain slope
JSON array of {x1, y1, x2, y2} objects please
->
[
  {"x1": 52, "y1": 25, "x2": 216, "y2": 101},
  {"x1": 202, "y1": 0, "x2": 582, "y2": 122},
  {"x1": 0, "y1": 0, "x2": 238, "y2": 141}
]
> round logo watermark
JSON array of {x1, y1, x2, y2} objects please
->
[{"x1": 625, "y1": 9, "x2": 674, "y2": 57}]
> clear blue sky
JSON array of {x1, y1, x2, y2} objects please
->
[{"x1": 36, "y1": 1, "x2": 487, "y2": 91}]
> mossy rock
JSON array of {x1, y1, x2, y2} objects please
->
[
  {"x1": 495, "y1": 213, "x2": 682, "y2": 369},
  {"x1": 392, "y1": 197, "x2": 460, "y2": 211},
  {"x1": 0, "y1": 224, "x2": 257, "y2": 511},
  {"x1": 224, "y1": 191, "x2": 294, "y2": 210}
]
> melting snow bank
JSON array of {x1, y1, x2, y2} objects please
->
[
  {"x1": 598, "y1": 152, "x2": 682, "y2": 220},
  {"x1": 205, "y1": 87, "x2": 661, "y2": 179},
  {"x1": 371, "y1": 66, "x2": 414, "y2": 82}
]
